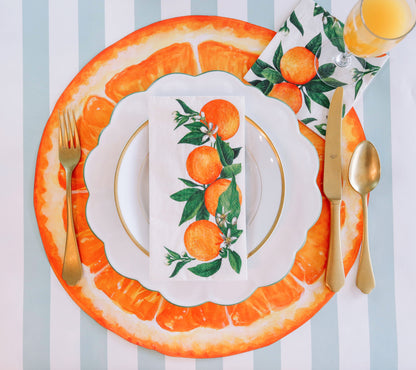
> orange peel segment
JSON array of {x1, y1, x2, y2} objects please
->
[{"x1": 33, "y1": 16, "x2": 364, "y2": 358}]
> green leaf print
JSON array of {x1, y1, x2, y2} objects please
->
[
  {"x1": 221, "y1": 163, "x2": 242, "y2": 178},
  {"x1": 249, "y1": 79, "x2": 273, "y2": 95},
  {"x1": 317, "y1": 63, "x2": 336, "y2": 78},
  {"x1": 305, "y1": 88, "x2": 330, "y2": 108},
  {"x1": 188, "y1": 259, "x2": 222, "y2": 277},
  {"x1": 251, "y1": 59, "x2": 274, "y2": 78},
  {"x1": 196, "y1": 203, "x2": 210, "y2": 221},
  {"x1": 289, "y1": 11, "x2": 304, "y2": 35},
  {"x1": 216, "y1": 135, "x2": 234, "y2": 166},
  {"x1": 262, "y1": 67, "x2": 284, "y2": 84},
  {"x1": 216, "y1": 176, "x2": 241, "y2": 231},
  {"x1": 179, "y1": 190, "x2": 205, "y2": 226},
  {"x1": 176, "y1": 99, "x2": 199, "y2": 115},
  {"x1": 323, "y1": 17, "x2": 345, "y2": 53},
  {"x1": 305, "y1": 34, "x2": 322, "y2": 57},
  {"x1": 272, "y1": 43, "x2": 284, "y2": 70},
  {"x1": 170, "y1": 187, "x2": 201, "y2": 202},
  {"x1": 228, "y1": 250, "x2": 242, "y2": 274},
  {"x1": 355, "y1": 78, "x2": 363, "y2": 98},
  {"x1": 178, "y1": 130, "x2": 208, "y2": 146},
  {"x1": 313, "y1": 4, "x2": 325, "y2": 16}
]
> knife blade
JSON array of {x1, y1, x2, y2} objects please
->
[{"x1": 324, "y1": 86, "x2": 345, "y2": 292}]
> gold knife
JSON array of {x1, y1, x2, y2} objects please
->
[{"x1": 323, "y1": 86, "x2": 345, "y2": 292}]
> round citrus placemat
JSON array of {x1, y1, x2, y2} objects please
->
[{"x1": 34, "y1": 16, "x2": 364, "y2": 358}]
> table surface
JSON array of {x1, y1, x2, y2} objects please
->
[{"x1": 1, "y1": 0, "x2": 416, "y2": 369}]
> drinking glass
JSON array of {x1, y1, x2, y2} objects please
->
[
  {"x1": 317, "y1": 0, "x2": 416, "y2": 85},
  {"x1": 337, "y1": 0, "x2": 416, "y2": 67}
]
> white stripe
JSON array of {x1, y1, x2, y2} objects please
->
[
  {"x1": 48, "y1": 1, "x2": 81, "y2": 369},
  {"x1": 0, "y1": 0, "x2": 23, "y2": 369},
  {"x1": 103, "y1": 2, "x2": 138, "y2": 368},
  {"x1": 50, "y1": 275, "x2": 81, "y2": 370},
  {"x1": 390, "y1": 29, "x2": 416, "y2": 370},
  {"x1": 161, "y1": 0, "x2": 191, "y2": 19},
  {"x1": 165, "y1": 355, "x2": 195, "y2": 370},
  {"x1": 326, "y1": 3, "x2": 371, "y2": 369},
  {"x1": 223, "y1": 351, "x2": 254, "y2": 370},
  {"x1": 281, "y1": 321, "x2": 312, "y2": 370},
  {"x1": 48, "y1": 0, "x2": 79, "y2": 111},
  {"x1": 337, "y1": 273, "x2": 370, "y2": 370},
  {"x1": 217, "y1": 0, "x2": 247, "y2": 21},
  {"x1": 105, "y1": 0, "x2": 135, "y2": 47}
]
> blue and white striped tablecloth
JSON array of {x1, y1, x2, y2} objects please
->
[{"x1": 1, "y1": 0, "x2": 415, "y2": 369}]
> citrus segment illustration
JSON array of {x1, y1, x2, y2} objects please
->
[
  {"x1": 205, "y1": 178, "x2": 242, "y2": 216},
  {"x1": 186, "y1": 146, "x2": 222, "y2": 185},
  {"x1": 198, "y1": 40, "x2": 261, "y2": 80},
  {"x1": 184, "y1": 220, "x2": 223, "y2": 261},
  {"x1": 105, "y1": 43, "x2": 199, "y2": 102}
]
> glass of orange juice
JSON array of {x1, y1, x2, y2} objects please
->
[{"x1": 336, "y1": 0, "x2": 416, "y2": 67}]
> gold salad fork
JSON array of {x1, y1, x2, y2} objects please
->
[{"x1": 59, "y1": 111, "x2": 82, "y2": 286}]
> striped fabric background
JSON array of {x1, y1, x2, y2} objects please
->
[{"x1": 1, "y1": 0, "x2": 415, "y2": 368}]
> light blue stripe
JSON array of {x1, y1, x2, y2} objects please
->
[
  {"x1": 311, "y1": 297, "x2": 339, "y2": 370},
  {"x1": 78, "y1": 1, "x2": 108, "y2": 369},
  {"x1": 191, "y1": 0, "x2": 217, "y2": 15},
  {"x1": 248, "y1": 0, "x2": 274, "y2": 29},
  {"x1": 135, "y1": 0, "x2": 161, "y2": 29},
  {"x1": 316, "y1": 0, "x2": 331, "y2": 12},
  {"x1": 196, "y1": 357, "x2": 223, "y2": 370},
  {"x1": 137, "y1": 346, "x2": 165, "y2": 370},
  {"x1": 363, "y1": 61, "x2": 398, "y2": 370},
  {"x1": 79, "y1": 0, "x2": 106, "y2": 69},
  {"x1": 22, "y1": 0, "x2": 51, "y2": 368},
  {"x1": 254, "y1": 342, "x2": 281, "y2": 370}
]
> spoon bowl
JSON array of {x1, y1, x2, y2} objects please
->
[{"x1": 348, "y1": 140, "x2": 380, "y2": 294}]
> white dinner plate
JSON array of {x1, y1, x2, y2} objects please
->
[{"x1": 85, "y1": 71, "x2": 321, "y2": 306}]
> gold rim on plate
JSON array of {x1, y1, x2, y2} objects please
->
[{"x1": 114, "y1": 116, "x2": 285, "y2": 258}]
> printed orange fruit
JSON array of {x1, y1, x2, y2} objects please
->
[
  {"x1": 33, "y1": 16, "x2": 364, "y2": 358},
  {"x1": 269, "y1": 82, "x2": 302, "y2": 113},
  {"x1": 186, "y1": 146, "x2": 222, "y2": 185},
  {"x1": 200, "y1": 99, "x2": 240, "y2": 140},
  {"x1": 184, "y1": 220, "x2": 223, "y2": 261},
  {"x1": 204, "y1": 178, "x2": 242, "y2": 216},
  {"x1": 280, "y1": 46, "x2": 318, "y2": 85}
]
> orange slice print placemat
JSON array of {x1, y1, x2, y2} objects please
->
[{"x1": 34, "y1": 16, "x2": 364, "y2": 358}]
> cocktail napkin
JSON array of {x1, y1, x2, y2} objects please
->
[
  {"x1": 244, "y1": 0, "x2": 389, "y2": 137},
  {"x1": 148, "y1": 96, "x2": 247, "y2": 281}
]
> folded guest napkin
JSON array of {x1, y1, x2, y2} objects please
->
[
  {"x1": 244, "y1": 0, "x2": 389, "y2": 137},
  {"x1": 148, "y1": 96, "x2": 247, "y2": 281}
]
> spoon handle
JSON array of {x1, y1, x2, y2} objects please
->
[
  {"x1": 326, "y1": 200, "x2": 345, "y2": 292},
  {"x1": 356, "y1": 194, "x2": 375, "y2": 294}
]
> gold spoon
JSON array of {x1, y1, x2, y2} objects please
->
[{"x1": 348, "y1": 140, "x2": 380, "y2": 294}]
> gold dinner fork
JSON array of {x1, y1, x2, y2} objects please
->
[{"x1": 59, "y1": 110, "x2": 82, "y2": 286}]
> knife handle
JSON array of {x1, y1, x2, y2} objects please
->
[{"x1": 326, "y1": 200, "x2": 345, "y2": 292}]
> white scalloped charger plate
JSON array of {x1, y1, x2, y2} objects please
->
[{"x1": 85, "y1": 71, "x2": 321, "y2": 306}]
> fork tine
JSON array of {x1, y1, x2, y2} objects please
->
[
  {"x1": 65, "y1": 110, "x2": 74, "y2": 148},
  {"x1": 59, "y1": 112, "x2": 63, "y2": 147},
  {"x1": 63, "y1": 113, "x2": 69, "y2": 148},
  {"x1": 70, "y1": 111, "x2": 80, "y2": 148}
]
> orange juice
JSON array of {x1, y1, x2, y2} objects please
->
[{"x1": 344, "y1": 0, "x2": 415, "y2": 57}]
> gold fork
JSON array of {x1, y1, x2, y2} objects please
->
[{"x1": 59, "y1": 110, "x2": 82, "y2": 286}]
